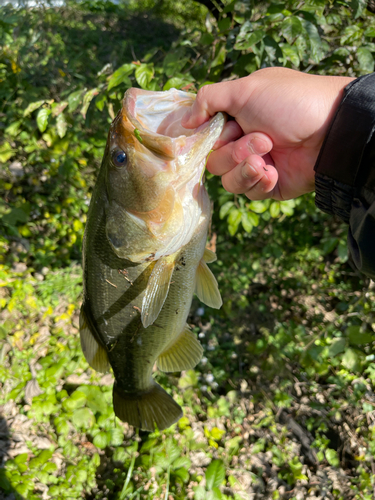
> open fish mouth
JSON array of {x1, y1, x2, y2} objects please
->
[{"x1": 122, "y1": 87, "x2": 226, "y2": 176}]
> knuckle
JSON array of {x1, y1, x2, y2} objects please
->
[
  {"x1": 231, "y1": 147, "x2": 243, "y2": 166},
  {"x1": 195, "y1": 85, "x2": 209, "y2": 105},
  {"x1": 221, "y1": 175, "x2": 234, "y2": 194}
]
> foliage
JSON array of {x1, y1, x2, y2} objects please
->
[{"x1": 1, "y1": 0, "x2": 375, "y2": 499}]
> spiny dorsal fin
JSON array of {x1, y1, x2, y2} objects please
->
[
  {"x1": 113, "y1": 381, "x2": 182, "y2": 431},
  {"x1": 157, "y1": 324, "x2": 203, "y2": 372},
  {"x1": 141, "y1": 253, "x2": 177, "y2": 328},
  {"x1": 203, "y1": 247, "x2": 217, "y2": 263},
  {"x1": 195, "y1": 259, "x2": 222, "y2": 309},
  {"x1": 79, "y1": 307, "x2": 110, "y2": 373}
]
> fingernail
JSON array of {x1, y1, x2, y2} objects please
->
[
  {"x1": 241, "y1": 161, "x2": 257, "y2": 179},
  {"x1": 248, "y1": 137, "x2": 269, "y2": 155}
]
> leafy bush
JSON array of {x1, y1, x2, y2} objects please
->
[{"x1": 1, "y1": 1, "x2": 375, "y2": 499}]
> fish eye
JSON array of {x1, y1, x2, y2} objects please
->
[{"x1": 112, "y1": 149, "x2": 127, "y2": 168}]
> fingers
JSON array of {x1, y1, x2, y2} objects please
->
[
  {"x1": 182, "y1": 80, "x2": 248, "y2": 129},
  {"x1": 213, "y1": 120, "x2": 243, "y2": 149},
  {"x1": 207, "y1": 132, "x2": 273, "y2": 176},
  {"x1": 221, "y1": 155, "x2": 279, "y2": 200}
]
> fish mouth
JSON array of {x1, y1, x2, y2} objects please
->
[
  {"x1": 125, "y1": 87, "x2": 196, "y2": 140},
  {"x1": 107, "y1": 87, "x2": 225, "y2": 263},
  {"x1": 122, "y1": 87, "x2": 226, "y2": 166}
]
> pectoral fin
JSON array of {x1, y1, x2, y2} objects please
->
[
  {"x1": 157, "y1": 325, "x2": 203, "y2": 372},
  {"x1": 195, "y1": 259, "x2": 222, "y2": 309},
  {"x1": 203, "y1": 247, "x2": 217, "y2": 263},
  {"x1": 79, "y1": 307, "x2": 110, "y2": 373},
  {"x1": 141, "y1": 254, "x2": 176, "y2": 328}
]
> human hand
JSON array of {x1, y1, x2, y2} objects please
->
[{"x1": 182, "y1": 68, "x2": 354, "y2": 200}]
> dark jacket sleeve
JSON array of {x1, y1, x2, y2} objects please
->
[{"x1": 314, "y1": 73, "x2": 375, "y2": 280}]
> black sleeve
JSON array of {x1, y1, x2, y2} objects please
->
[{"x1": 314, "y1": 73, "x2": 375, "y2": 280}]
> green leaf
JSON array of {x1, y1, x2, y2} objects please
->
[
  {"x1": 247, "y1": 211, "x2": 259, "y2": 227},
  {"x1": 95, "y1": 93, "x2": 107, "y2": 112},
  {"x1": 93, "y1": 431, "x2": 109, "y2": 449},
  {"x1": 29, "y1": 450, "x2": 53, "y2": 470},
  {"x1": 37, "y1": 108, "x2": 51, "y2": 133},
  {"x1": 340, "y1": 25, "x2": 363, "y2": 45},
  {"x1": 329, "y1": 338, "x2": 346, "y2": 357},
  {"x1": 5, "y1": 120, "x2": 22, "y2": 137},
  {"x1": 325, "y1": 448, "x2": 339, "y2": 467},
  {"x1": 350, "y1": 0, "x2": 367, "y2": 19},
  {"x1": 205, "y1": 459, "x2": 225, "y2": 490},
  {"x1": 2, "y1": 207, "x2": 28, "y2": 225},
  {"x1": 135, "y1": 64, "x2": 154, "y2": 90},
  {"x1": 68, "y1": 89, "x2": 86, "y2": 112},
  {"x1": 23, "y1": 100, "x2": 45, "y2": 117},
  {"x1": 109, "y1": 428, "x2": 124, "y2": 447},
  {"x1": 235, "y1": 22, "x2": 265, "y2": 50},
  {"x1": 337, "y1": 240, "x2": 348, "y2": 262},
  {"x1": 322, "y1": 237, "x2": 338, "y2": 255},
  {"x1": 81, "y1": 88, "x2": 99, "y2": 118},
  {"x1": 51, "y1": 101, "x2": 68, "y2": 117},
  {"x1": 249, "y1": 200, "x2": 268, "y2": 213},
  {"x1": 54, "y1": 417, "x2": 69, "y2": 435},
  {"x1": 269, "y1": 202, "x2": 280, "y2": 218},
  {"x1": 77, "y1": 385, "x2": 107, "y2": 414},
  {"x1": 218, "y1": 17, "x2": 231, "y2": 33},
  {"x1": 112, "y1": 447, "x2": 127, "y2": 463},
  {"x1": 56, "y1": 113, "x2": 67, "y2": 138},
  {"x1": 173, "y1": 467, "x2": 189, "y2": 482},
  {"x1": 211, "y1": 45, "x2": 226, "y2": 68},
  {"x1": 194, "y1": 485, "x2": 206, "y2": 500},
  {"x1": 172, "y1": 457, "x2": 191, "y2": 471},
  {"x1": 219, "y1": 201, "x2": 234, "y2": 219},
  {"x1": 228, "y1": 208, "x2": 242, "y2": 236},
  {"x1": 280, "y1": 43, "x2": 300, "y2": 66},
  {"x1": 341, "y1": 348, "x2": 359, "y2": 371},
  {"x1": 163, "y1": 77, "x2": 185, "y2": 91},
  {"x1": 63, "y1": 390, "x2": 87, "y2": 411},
  {"x1": 0, "y1": 142, "x2": 15, "y2": 162},
  {"x1": 71, "y1": 407, "x2": 95, "y2": 428},
  {"x1": 263, "y1": 36, "x2": 283, "y2": 63},
  {"x1": 303, "y1": 20, "x2": 326, "y2": 63},
  {"x1": 348, "y1": 325, "x2": 374, "y2": 345},
  {"x1": 279, "y1": 199, "x2": 295, "y2": 216},
  {"x1": 281, "y1": 16, "x2": 303, "y2": 44},
  {"x1": 357, "y1": 47, "x2": 374, "y2": 74},
  {"x1": 206, "y1": 486, "x2": 223, "y2": 500},
  {"x1": 162, "y1": 50, "x2": 189, "y2": 77},
  {"x1": 241, "y1": 211, "x2": 253, "y2": 233},
  {"x1": 107, "y1": 63, "x2": 134, "y2": 91}
]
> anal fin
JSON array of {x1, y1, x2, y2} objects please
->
[
  {"x1": 157, "y1": 325, "x2": 203, "y2": 372},
  {"x1": 141, "y1": 253, "x2": 177, "y2": 328},
  {"x1": 79, "y1": 307, "x2": 110, "y2": 373},
  {"x1": 195, "y1": 259, "x2": 222, "y2": 309},
  {"x1": 113, "y1": 381, "x2": 182, "y2": 431}
]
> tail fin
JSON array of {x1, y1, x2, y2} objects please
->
[{"x1": 113, "y1": 382, "x2": 182, "y2": 431}]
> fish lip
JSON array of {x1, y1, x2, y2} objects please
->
[{"x1": 123, "y1": 87, "x2": 225, "y2": 142}]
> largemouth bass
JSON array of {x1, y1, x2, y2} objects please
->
[{"x1": 80, "y1": 88, "x2": 224, "y2": 431}]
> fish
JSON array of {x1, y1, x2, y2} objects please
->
[{"x1": 80, "y1": 87, "x2": 225, "y2": 431}]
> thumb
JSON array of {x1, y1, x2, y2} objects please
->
[{"x1": 182, "y1": 80, "x2": 245, "y2": 129}]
